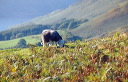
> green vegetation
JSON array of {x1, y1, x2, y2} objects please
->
[
  {"x1": 0, "y1": 32, "x2": 127, "y2": 81},
  {"x1": 0, "y1": 35, "x2": 40, "y2": 49},
  {"x1": 14, "y1": 39, "x2": 28, "y2": 48},
  {"x1": 0, "y1": 25, "x2": 50, "y2": 41},
  {"x1": 0, "y1": 19, "x2": 86, "y2": 41},
  {"x1": 56, "y1": 19, "x2": 88, "y2": 30}
]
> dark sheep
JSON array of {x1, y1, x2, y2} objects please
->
[{"x1": 41, "y1": 29, "x2": 65, "y2": 47}]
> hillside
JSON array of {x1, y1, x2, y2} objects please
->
[
  {"x1": 0, "y1": 32, "x2": 128, "y2": 81},
  {"x1": 72, "y1": 1, "x2": 128, "y2": 38},
  {"x1": 9, "y1": 0, "x2": 127, "y2": 26},
  {"x1": 0, "y1": 0, "x2": 128, "y2": 41}
]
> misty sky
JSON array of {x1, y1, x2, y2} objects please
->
[{"x1": 0, "y1": 0, "x2": 77, "y2": 31}]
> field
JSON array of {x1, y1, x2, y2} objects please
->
[
  {"x1": 0, "y1": 35, "x2": 40, "y2": 49},
  {"x1": 0, "y1": 32, "x2": 128, "y2": 81}
]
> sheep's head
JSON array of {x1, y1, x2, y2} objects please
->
[{"x1": 57, "y1": 40, "x2": 65, "y2": 47}]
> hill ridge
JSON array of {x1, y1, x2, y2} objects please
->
[{"x1": 9, "y1": 0, "x2": 127, "y2": 28}]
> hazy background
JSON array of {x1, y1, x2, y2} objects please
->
[{"x1": 0, "y1": 0, "x2": 77, "y2": 31}]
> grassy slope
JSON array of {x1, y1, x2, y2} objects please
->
[
  {"x1": 0, "y1": 32, "x2": 128, "y2": 81},
  {"x1": 71, "y1": 1, "x2": 128, "y2": 38},
  {"x1": 0, "y1": 35, "x2": 40, "y2": 49}
]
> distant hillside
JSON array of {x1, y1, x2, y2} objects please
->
[
  {"x1": 0, "y1": 19, "x2": 84, "y2": 41},
  {"x1": 0, "y1": 0, "x2": 128, "y2": 41},
  {"x1": 9, "y1": 0, "x2": 127, "y2": 27},
  {"x1": 71, "y1": 1, "x2": 128, "y2": 38}
]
